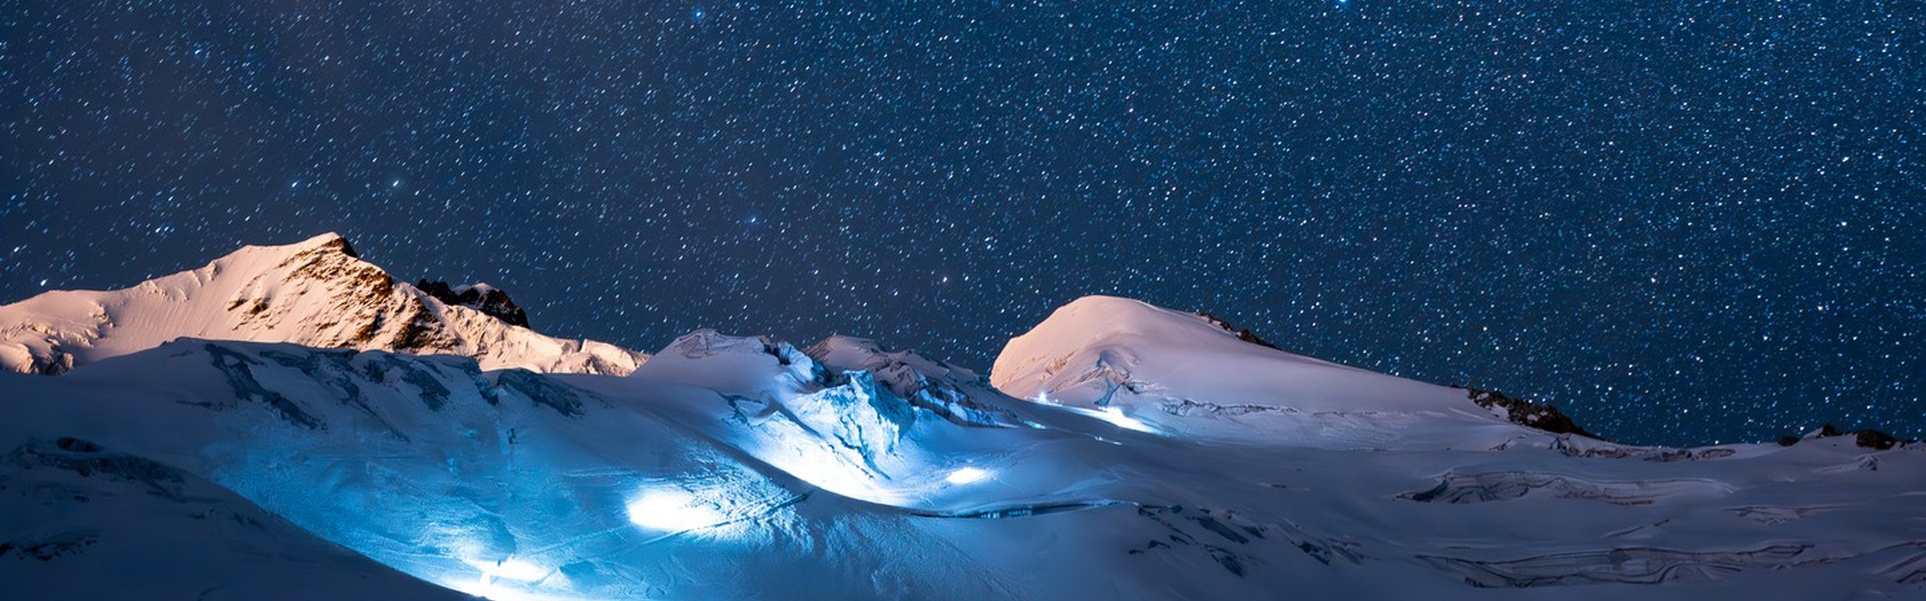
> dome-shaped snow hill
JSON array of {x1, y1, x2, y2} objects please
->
[{"x1": 992, "y1": 295, "x2": 1534, "y2": 448}]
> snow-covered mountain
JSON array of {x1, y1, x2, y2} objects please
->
[
  {"x1": 0, "y1": 233, "x2": 645, "y2": 376},
  {"x1": 991, "y1": 295, "x2": 1535, "y2": 449},
  {"x1": 2, "y1": 241, "x2": 1922, "y2": 600}
]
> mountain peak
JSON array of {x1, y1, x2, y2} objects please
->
[
  {"x1": 291, "y1": 231, "x2": 358, "y2": 257},
  {"x1": 0, "y1": 235, "x2": 645, "y2": 375}
]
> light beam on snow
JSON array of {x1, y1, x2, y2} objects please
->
[
  {"x1": 1072, "y1": 406, "x2": 1160, "y2": 434},
  {"x1": 946, "y1": 466, "x2": 991, "y2": 485},
  {"x1": 626, "y1": 488, "x2": 727, "y2": 531}
]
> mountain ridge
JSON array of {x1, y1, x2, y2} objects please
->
[
  {"x1": 0, "y1": 232, "x2": 646, "y2": 376},
  {"x1": 2, "y1": 237, "x2": 1923, "y2": 600}
]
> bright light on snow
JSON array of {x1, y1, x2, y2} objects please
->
[
  {"x1": 1076, "y1": 406, "x2": 1159, "y2": 434},
  {"x1": 457, "y1": 557, "x2": 551, "y2": 601},
  {"x1": 626, "y1": 488, "x2": 726, "y2": 531},
  {"x1": 488, "y1": 559, "x2": 547, "y2": 582},
  {"x1": 946, "y1": 467, "x2": 991, "y2": 485}
]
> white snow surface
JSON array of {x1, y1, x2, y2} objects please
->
[
  {"x1": 0, "y1": 432, "x2": 473, "y2": 601},
  {"x1": 992, "y1": 295, "x2": 1524, "y2": 448},
  {"x1": 2, "y1": 269, "x2": 1923, "y2": 600},
  {"x1": 0, "y1": 232, "x2": 645, "y2": 376}
]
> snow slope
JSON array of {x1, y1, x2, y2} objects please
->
[
  {"x1": 0, "y1": 433, "x2": 474, "y2": 601},
  {"x1": 3, "y1": 332, "x2": 1923, "y2": 600},
  {"x1": 0, "y1": 233, "x2": 645, "y2": 375},
  {"x1": 2, "y1": 263, "x2": 1923, "y2": 601},
  {"x1": 991, "y1": 295, "x2": 1527, "y2": 449}
]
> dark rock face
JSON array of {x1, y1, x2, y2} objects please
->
[
  {"x1": 318, "y1": 235, "x2": 360, "y2": 258},
  {"x1": 1780, "y1": 423, "x2": 1914, "y2": 450},
  {"x1": 415, "y1": 280, "x2": 530, "y2": 328},
  {"x1": 1193, "y1": 312, "x2": 1281, "y2": 350},
  {"x1": 1856, "y1": 430, "x2": 1906, "y2": 450},
  {"x1": 1454, "y1": 386, "x2": 1601, "y2": 440},
  {"x1": 1797, "y1": 423, "x2": 1914, "y2": 450}
]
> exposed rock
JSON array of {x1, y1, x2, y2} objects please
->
[
  {"x1": 1856, "y1": 430, "x2": 1907, "y2": 450},
  {"x1": 414, "y1": 280, "x2": 530, "y2": 328},
  {"x1": 1795, "y1": 423, "x2": 1915, "y2": 450},
  {"x1": 1454, "y1": 386, "x2": 1600, "y2": 439},
  {"x1": 1193, "y1": 311, "x2": 1281, "y2": 350}
]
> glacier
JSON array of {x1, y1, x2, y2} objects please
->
[{"x1": 1, "y1": 236, "x2": 1923, "y2": 600}]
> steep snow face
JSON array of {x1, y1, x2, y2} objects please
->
[
  {"x1": 992, "y1": 295, "x2": 1523, "y2": 448},
  {"x1": 0, "y1": 233, "x2": 646, "y2": 375}
]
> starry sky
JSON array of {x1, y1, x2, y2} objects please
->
[{"x1": 4, "y1": 1, "x2": 1922, "y2": 446}]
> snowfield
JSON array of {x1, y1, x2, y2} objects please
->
[{"x1": 1, "y1": 237, "x2": 1922, "y2": 600}]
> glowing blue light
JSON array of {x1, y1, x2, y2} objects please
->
[
  {"x1": 945, "y1": 466, "x2": 991, "y2": 485},
  {"x1": 626, "y1": 488, "x2": 726, "y2": 531}
]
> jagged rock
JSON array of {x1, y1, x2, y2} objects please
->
[
  {"x1": 1801, "y1": 423, "x2": 1915, "y2": 450},
  {"x1": 1856, "y1": 430, "x2": 1907, "y2": 450},
  {"x1": 1193, "y1": 311, "x2": 1281, "y2": 350},
  {"x1": 1795, "y1": 425, "x2": 1918, "y2": 448},
  {"x1": 414, "y1": 280, "x2": 530, "y2": 327},
  {"x1": 1455, "y1": 386, "x2": 1600, "y2": 439}
]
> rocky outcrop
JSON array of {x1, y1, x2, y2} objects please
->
[
  {"x1": 1786, "y1": 423, "x2": 1917, "y2": 450},
  {"x1": 1193, "y1": 311, "x2": 1281, "y2": 350},
  {"x1": 414, "y1": 280, "x2": 530, "y2": 328},
  {"x1": 1455, "y1": 386, "x2": 1600, "y2": 439}
]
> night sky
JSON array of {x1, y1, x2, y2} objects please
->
[{"x1": 4, "y1": 1, "x2": 1922, "y2": 446}]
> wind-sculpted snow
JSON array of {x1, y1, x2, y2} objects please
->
[
  {"x1": 2, "y1": 296, "x2": 1925, "y2": 599},
  {"x1": 0, "y1": 233, "x2": 646, "y2": 376}
]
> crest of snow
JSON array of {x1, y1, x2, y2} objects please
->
[
  {"x1": 455, "y1": 283, "x2": 497, "y2": 295},
  {"x1": 0, "y1": 233, "x2": 646, "y2": 376}
]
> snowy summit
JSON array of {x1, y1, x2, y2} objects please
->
[{"x1": 0, "y1": 233, "x2": 645, "y2": 376}]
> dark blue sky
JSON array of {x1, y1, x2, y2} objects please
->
[{"x1": 5, "y1": 1, "x2": 1922, "y2": 446}]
